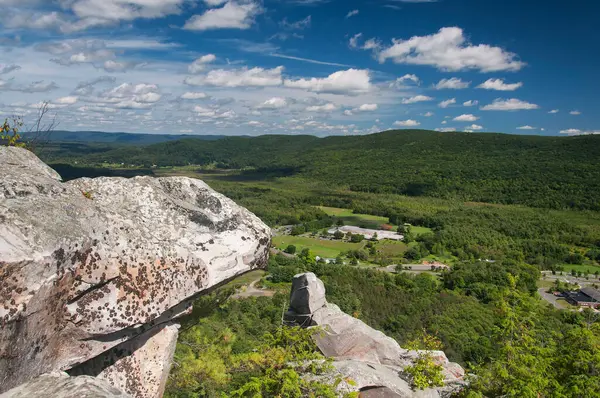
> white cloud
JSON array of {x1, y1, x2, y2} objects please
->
[
  {"x1": 186, "y1": 66, "x2": 284, "y2": 87},
  {"x1": 394, "y1": 119, "x2": 420, "y2": 127},
  {"x1": 517, "y1": 125, "x2": 536, "y2": 130},
  {"x1": 435, "y1": 127, "x2": 456, "y2": 132},
  {"x1": 356, "y1": 103, "x2": 378, "y2": 111},
  {"x1": 465, "y1": 124, "x2": 483, "y2": 131},
  {"x1": 548, "y1": 109, "x2": 559, "y2": 114},
  {"x1": 54, "y1": 96, "x2": 78, "y2": 105},
  {"x1": 477, "y1": 78, "x2": 523, "y2": 91},
  {"x1": 434, "y1": 77, "x2": 470, "y2": 89},
  {"x1": 0, "y1": 64, "x2": 21, "y2": 74},
  {"x1": 349, "y1": 33, "x2": 362, "y2": 48},
  {"x1": 343, "y1": 110, "x2": 353, "y2": 116},
  {"x1": 570, "y1": 110, "x2": 582, "y2": 115},
  {"x1": 401, "y1": 95, "x2": 433, "y2": 104},
  {"x1": 181, "y1": 92, "x2": 208, "y2": 100},
  {"x1": 481, "y1": 98, "x2": 540, "y2": 111},
  {"x1": 280, "y1": 15, "x2": 311, "y2": 30},
  {"x1": 422, "y1": 111, "x2": 434, "y2": 117},
  {"x1": 306, "y1": 103, "x2": 338, "y2": 112},
  {"x1": 375, "y1": 27, "x2": 524, "y2": 72},
  {"x1": 188, "y1": 54, "x2": 216, "y2": 73},
  {"x1": 463, "y1": 100, "x2": 478, "y2": 107},
  {"x1": 453, "y1": 114, "x2": 479, "y2": 122},
  {"x1": 284, "y1": 69, "x2": 371, "y2": 95},
  {"x1": 438, "y1": 98, "x2": 456, "y2": 108},
  {"x1": 184, "y1": 1, "x2": 262, "y2": 31},
  {"x1": 257, "y1": 97, "x2": 288, "y2": 109},
  {"x1": 103, "y1": 60, "x2": 138, "y2": 72},
  {"x1": 559, "y1": 129, "x2": 599, "y2": 136},
  {"x1": 346, "y1": 9, "x2": 359, "y2": 18}
]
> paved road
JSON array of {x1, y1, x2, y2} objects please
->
[
  {"x1": 538, "y1": 288, "x2": 564, "y2": 309},
  {"x1": 231, "y1": 279, "x2": 275, "y2": 299}
]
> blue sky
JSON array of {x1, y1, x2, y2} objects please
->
[{"x1": 0, "y1": 0, "x2": 598, "y2": 136}]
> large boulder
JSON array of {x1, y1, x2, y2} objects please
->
[
  {"x1": 285, "y1": 273, "x2": 465, "y2": 397},
  {"x1": 0, "y1": 147, "x2": 271, "y2": 395},
  {"x1": 0, "y1": 372, "x2": 132, "y2": 398}
]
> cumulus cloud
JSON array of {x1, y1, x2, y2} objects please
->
[
  {"x1": 181, "y1": 92, "x2": 208, "y2": 100},
  {"x1": 349, "y1": 33, "x2": 363, "y2": 48},
  {"x1": 0, "y1": 64, "x2": 21, "y2": 74},
  {"x1": 3, "y1": 80, "x2": 59, "y2": 93},
  {"x1": 477, "y1": 78, "x2": 523, "y2": 91},
  {"x1": 481, "y1": 98, "x2": 540, "y2": 111},
  {"x1": 284, "y1": 69, "x2": 371, "y2": 95},
  {"x1": 422, "y1": 112, "x2": 434, "y2": 117},
  {"x1": 54, "y1": 96, "x2": 78, "y2": 105},
  {"x1": 453, "y1": 114, "x2": 479, "y2": 122},
  {"x1": 204, "y1": 0, "x2": 228, "y2": 5},
  {"x1": 257, "y1": 97, "x2": 288, "y2": 109},
  {"x1": 438, "y1": 98, "x2": 456, "y2": 108},
  {"x1": 184, "y1": 1, "x2": 262, "y2": 31},
  {"x1": 435, "y1": 127, "x2": 456, "y2": 132},
  {"x1": 346, "y1": 9, "x2": 359, "y2": 18},
  {"x1": 356, "y1": 103, "x2": 378, "y2": 111},
  {"x1": 517, "y1": 125, "x2": 536, "y2": 130},
  {"x1": 73, "y1": 76, "x2": 116, "y2": 95},
  {"x1": 465, "y1": 124, "x2": 483, "y2": 131},
  {"x1": 570, "y1": 110, "x2": 582, "y2": 115},
  {"x1": 389, "y1": 74, "x2": 420, "y2": 89},
  {"x1": 394, "y1": 119, "x2": 420, "y2": 127},
  {"x1": 463, "y1": 100, "x2": 478, "y2": 107},
  {"x1": 434, "y1": 77, "x2": 470, "y2": 89},
  {"x1": 188, "y1": 54, "x2": 217, "y2": 73},
  {"x1": 401, "y1": 95, "x2": 433, "y2": 104},
  {"x1": 102, "y1": 60, "x2": 139, "y2": 72},
  {"x1": 186, "y1": 66, "x2": 284, "y2": 87},
  {"x1": 374, "y1": 27, "x2": 524, "y2": 72},
  {"x1": 306, "y1": 103, "x2": 338, "y2": 112},
  {"x1": 548, "y1": 109, "x2": 559, "y2": 114}
]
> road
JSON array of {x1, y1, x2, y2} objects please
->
[
  {"x1": 538, "y1": 288, "x2": 564, "y2": 309},
  {"x1": 231, "y1": 279, "x2": 275, "y2": 299}
]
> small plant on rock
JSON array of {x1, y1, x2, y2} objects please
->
[{"x1": 402, "y1": 331, "x2": 445, "y2": 390}]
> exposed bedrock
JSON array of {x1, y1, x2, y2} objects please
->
[
  {"x1": 285, "y1": 273, "x2": 465, "y2": 398},
  {"x1": 0, "y1": 147, "x2": 271, "y2": 396}
]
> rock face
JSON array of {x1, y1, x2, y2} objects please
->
[
  {"x1": 285, "y1": 273, "x2": 465, "y2": 397},
  {"x1": 0, "y1": 372, "x2": 132, "y2": 398},
  {"x1": 0, "y1": 147, "x2": 271, "y2": 395}
]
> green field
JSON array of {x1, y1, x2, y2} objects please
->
[
  {"x1": 273, "y1": 235, "x2": 366, "y2": 258},
  {"x1": 318, "y1": 206, "x2": 433, "y2": 236},
  {"x1": 557, "y1": 264, "x2": 600, "y2": 275}
]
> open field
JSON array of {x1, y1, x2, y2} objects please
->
[
  {"x1": 319, "y1": 206, "x2": 433, "y2": 236},
  {"x1": 557, "y1": 264, "x2": 600, "y2": 275},
  {"x1": 273, "y1": 235, "x2": 366, "y2": 258},
  {"x1": 223, "y1": 270, "x2": 266, "y2": 289},
  {"x1": 377, "y1": 241, "x2": 409, "y2": 258}
]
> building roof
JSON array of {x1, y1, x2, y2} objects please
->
[{"x1": 581, "y1": 287, "x2": 600, "y2": 302}]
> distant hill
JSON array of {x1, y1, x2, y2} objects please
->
[
  {"x1": 42, "y1": 129, "x2": 600, "y2": 211},
  {"x1": 22, "y1": 130, "x2": 226, "y2": 145}
]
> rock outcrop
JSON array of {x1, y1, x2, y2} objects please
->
[
  {"x1": 0, "y1": 147, "x2": 271, "y2": 396},
  {"x1": 285, "y1": 273, "x2": 465, "y2": 397},
  {"x1": 0, "y1": 372, "x2": 132, "y2": 398}
]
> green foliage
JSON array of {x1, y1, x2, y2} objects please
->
[
  {"x1": 1, "y1": 118, "x2": 25, "y2": 147},
  {"x1": 284, "y1": 245, "x2": 297, "y2": 255},
  {"x1": 350, "y1": 234, "x2": 365, "y2": 243},
  {"x1": 403, "y1": 332, "x2": 445, "y2": 390}
]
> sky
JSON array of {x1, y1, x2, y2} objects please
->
[{"x1": 0, "y1": 0, "x2": 598, "y2": 137}]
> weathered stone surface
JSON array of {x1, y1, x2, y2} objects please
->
[
  {"x1": 286, "y1": 273, "x2": 465, "y2": 397},
  {"x1": 0, "y1": 372, "x2": 132, "y2": 398},
  {"x1": 69, "y1": 323, "x2": 179, "y2": 398},
  {"x1": 0, "y1": 147, "x2": 271, "y2": 393}
]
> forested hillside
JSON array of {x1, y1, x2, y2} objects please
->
[{"x1": 43, "y1": 130, "x2": 600, "y2": 211}]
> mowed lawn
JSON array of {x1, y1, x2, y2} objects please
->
[
  {"x1": 273, "y1": 236, "x2": 366, "y2": 258},
  {"x1": 318, "y1": 206, "x2": 433, "y2": 236},
  {"x1": 557, "y1": 263, "x2": 600, "y2": 275}
]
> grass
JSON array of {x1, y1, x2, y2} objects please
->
[
  {"x1": 377, "y1": 241, "x2": 409, "y2": 258},
  {"x1": 319, "y1": 206, "x2": 433, "y2": 236},
  {"x1": 557, "y1": 264, "x2": 600, "y2": 275},
  {"x1": 273, "y1": 235, "x2": 366, "y2": 258},
  {"x1": 223, "y1": 270, "x2": 266, "y2": 288}
]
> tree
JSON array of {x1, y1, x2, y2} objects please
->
[
  {"x1": 371, "y1": 232, "x2": 378, "y2": 241},
  {"x1": 333, "y1": 230, "x2": 345, "y2": 240},
  {"x1": 300, "y1": 248, "x2": 311, "y2": 258},
  {"x1": 285, "y1": 245, "x2": 297, "y2": 255},
  {"x1": 291, "y1": 225, "x2": 306, "y2": 236},
  {"x1": 1, "y1": 118, "x2": 24, "y2": 147},
  {"x1": 350, "y1": 234, "x2": 365, "y2": 243}
]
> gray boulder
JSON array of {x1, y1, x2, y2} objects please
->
[
  {"x1": 0, "y1": 372, "x2": 132, "y2": 398},
  {"x1": 0, "y1": 147, "x2": 271, "y2": 395},
  {"x1": 286, "y1": 273, "x2": 465, "y2": 397}
]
